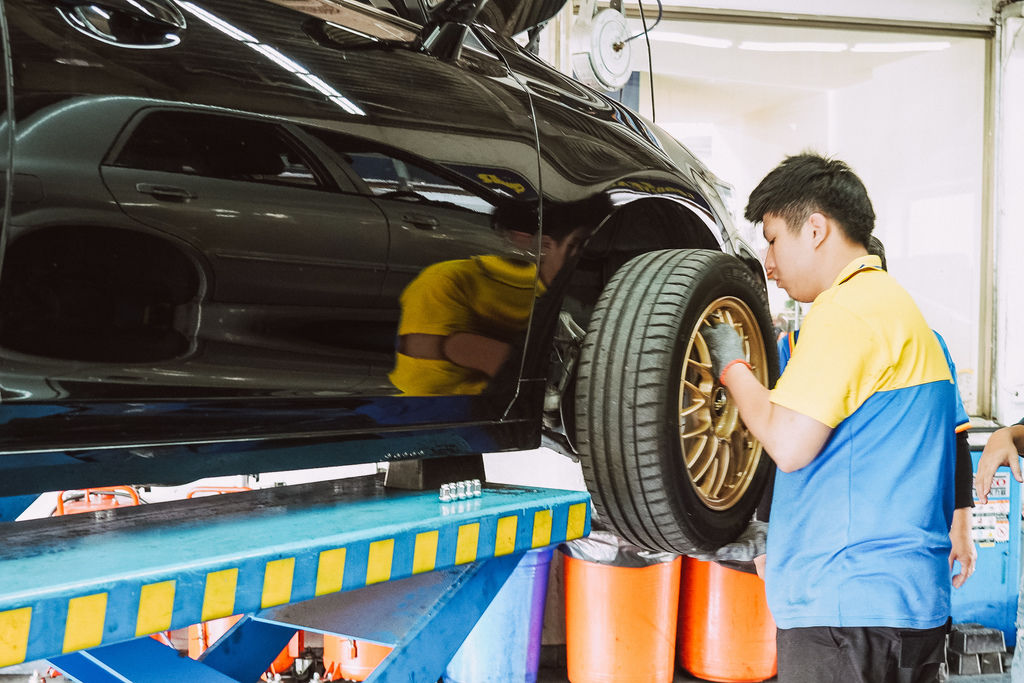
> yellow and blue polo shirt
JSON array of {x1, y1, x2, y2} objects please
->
[
  {"x1": 777, "y1": 329, "x2": 969, "y2": 434},
  {"x1": 766, "y1": 255, "x2": 957, "y2": 630},
  {"x1": 933, "y1": 333, "x2": 971, "y2": 435}
]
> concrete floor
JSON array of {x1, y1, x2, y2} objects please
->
[
  {"x1": 534, "y1": 664, "x2": 1010, "y2": 683},
  {"x1": 0, "y1": 658, "x2": 1013, "y2": 682}
]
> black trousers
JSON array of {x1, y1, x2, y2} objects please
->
[{"x1": 776, "y1": 620, "x2": 949, "y2": 683}]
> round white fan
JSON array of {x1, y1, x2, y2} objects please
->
[{"x1": 570, "y1": 0, "x2": 632, "y2": 91}]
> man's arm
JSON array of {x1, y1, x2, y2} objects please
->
[
  {"x1": 949, "y1": 507, "x2": 975, "y2": 588},
  {"x1": 399, "y1": 333, "x2": 512, "y2": 377},
  {"x1": 444, "y1": 332, "x2": 511, "y2": 377},
  {"x1": 949, "y1": 431, "x2": 976, "y2": 586},
  {"x1": 705, "y1": 322, "x2": 832, "y2": 472},
  {"x1": 976, "y1": 423, "x2": 1024, "y2": 504},
  {"x1": 954, "y1": 432, "x2": 974, "y2": 509},
  {"x1": 720, "y1": 363, "x2": 833, "y2": 472}
]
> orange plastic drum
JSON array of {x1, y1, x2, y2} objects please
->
[
  {"x1": 564, "y1": 554, "x2": 682, "y2": 683},
  {"x1": 55, "y1": 486, "x2": 140, "y2": 515},
  {"x1": 187, "y1": 615, "x2": 243, "y2": 659},
  {"x1": 677, "y1": 557, "x2": 777, "y2": 683},
  {"x1": 188, "y1": 615, "x2": 301, "y2": 679},
  {"x1": 322, "y1": 637, "x2": 392, "y2": 681},
  {"x1": 265, "y1": 631, "x2": 304, "y2": 678}
]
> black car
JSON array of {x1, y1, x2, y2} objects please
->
[{"x1": 0, "y1": 0, "x2": 777, "y2": 553}]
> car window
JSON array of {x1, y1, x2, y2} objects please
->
[
  {"x1": 351, "y1": 152, "x2": 493, "y2": 213},
  {"x1": 0, "y1": 18, "x2": 10, "y2": 262},
  {"x1": 308, "y1": 128, "x2": 494, "y2": 213},
  {"x1": 266, "y1": 0, "x2": 418, "y2": 41},
  {"x1": 110, "y1": 110, "x2": 323, "y2": 189}
]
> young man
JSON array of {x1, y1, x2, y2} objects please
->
[{"x1": 705, "y1": 153, "x2": 957, "y2": 682}]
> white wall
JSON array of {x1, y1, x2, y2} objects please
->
[
  {"x1": 653, "y1": 82, "x2": 831, "y2": 314},
  {"x1": 994, "y1": 16, "x2": 1024, "y2": 424},
  {"x1": 831, "y1": 41, "x2": 986, "y2": 411},
  {"x1": 655, "y1": 0, "x2": 994, "y2": 26}
]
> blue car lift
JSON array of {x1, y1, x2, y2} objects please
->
[{"x1": 0, "y1": 473, "x2": 590, "y2": 681}]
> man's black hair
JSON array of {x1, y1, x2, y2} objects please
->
[
  {"x1": 744, "y1": 152, "x2": 876, "y2": 248},
  {"x1": 867, "y1": 235, "x2": 887, "y2": 270}
]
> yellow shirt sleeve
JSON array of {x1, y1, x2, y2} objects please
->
[{"x1": 770, "y1": 299, "x2": 882, "y2": 428}]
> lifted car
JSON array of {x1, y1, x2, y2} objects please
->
[{"x1": 0, "y1": 0, "x2": 777, "y2": 553}]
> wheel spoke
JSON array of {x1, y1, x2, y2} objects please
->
[
  {"x1": 707, "y1": 440, "x2": 731, "y2": 498},
  {"x1": 681, "y1": 416, "x2": 712, "y2": 440},
  {"x1": 684, "y1": 434, "x2": 709, "y2": 468},
  {"x1": 698, "y1": 459, "x2": 717, "y2": 498},
  {"x1": 679, "y1": 379, "x2": 708, "y2": 418},
  {"x1": 727, "y1": 431, "x2": 748, "y2": 480},
  {"x1": 687, "y1": 354, "x2": 715, "y2": 383},
  {"x1": 689, "y1": 435, "x2": 717, "y2": 480}
]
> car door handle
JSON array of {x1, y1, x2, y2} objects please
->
[
  {"x1": 57, "y1": 0, "x2": 186, "y2": 48},
  {"x1": 136, "y1": 183, "x2": 197, "y2": 201},
  {"x1": 403, "y1": 213, "x2": 439, "y2": 230}
]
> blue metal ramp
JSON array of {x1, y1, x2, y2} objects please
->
[{"x1": 0, "y1": 473, "x2": 590, "y2": 679}]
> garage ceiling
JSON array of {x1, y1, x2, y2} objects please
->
[{"x1": 631, "y1": 19, "x2": 970, "y2": 117}]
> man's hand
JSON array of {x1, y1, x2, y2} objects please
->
[
  {"x1": 703, "y1": 322, "x2": 746, "y2": 381},
  {"x1": 949, "y1": 508, "x2": 976, "y2": 588},
  {"x1": 975, "y1": 425, "x2": 1024, "y2": 504},
  {"x1": 687, "y1": 520, "x2": 767, "y2": 570}
]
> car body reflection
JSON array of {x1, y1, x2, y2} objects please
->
[{"x1": 0, "y1": 0, "x2": 761, "y2": 494}]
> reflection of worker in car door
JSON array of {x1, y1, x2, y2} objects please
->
[{"x1": 389, "y1": 206, "x2": 583, "y2": 396}]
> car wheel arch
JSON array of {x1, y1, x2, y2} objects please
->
[
  {"x1": 524, "y1": 196, "x2": 738, "y2": 445},
  {"x1": 0, "y1": 224, "x2": 205, "y2": 362}
]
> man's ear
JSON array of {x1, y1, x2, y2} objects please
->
[{"x1": 806, "y1": 212, "x2": 830, "y2": 249}]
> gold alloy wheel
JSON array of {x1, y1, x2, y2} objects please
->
[{"x1": 678, "y1": 296, "x2": 768, "y2": 510}]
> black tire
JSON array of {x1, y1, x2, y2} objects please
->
[{"x1": 574, "y1": 249, "x2": 779, "y2": 554}]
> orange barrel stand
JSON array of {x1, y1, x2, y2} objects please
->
[
  {"x1": 264, "y1": 631, "x2": 305, "y2": 679},
  {"x1": 564, "y1": 553, "x2": 682, "y2": 683},
  {"x1": 188, "y1": 615, "x2": 244, "y2": 660},
  {"x1": 677, "y1": 557, "x2": 777, "y2": 683},
  {"x1": 55, "y1": 486, "x2": 140, "y2": 515},
  {"x1": 322, "y1": 637, "x2": 392, "y2": 681}
]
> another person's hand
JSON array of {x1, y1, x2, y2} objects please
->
[
  {"x1": 753, "y1": 554, "x2": 766, "y2": 579},
  {"x1": 703, "y1": 322, "x2": 746, "y2": 382},
  {"x1": 949, "y1": 508, "x2": 976, "y2": 588},
  {"x1": 975, "y1": 425, "x2": 1024, "y2": 504}
]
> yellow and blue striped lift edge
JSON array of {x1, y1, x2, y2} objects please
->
[{"x1": 0, "y1": 477, "x2": 590, "y2": 667}]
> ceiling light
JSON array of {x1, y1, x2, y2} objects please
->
[
  {"x1": 851, "y1": 41, "x2": 951, "y2": 53},
  {"x1": 738, "y1": 41, "x2": 847, "y2": 53},
  {"x1": 649, "y1": 32, "x2": 732, "y2": 49}
]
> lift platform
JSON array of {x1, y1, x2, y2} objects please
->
[{"x1": 0, "y1": 473, "x2": 590, "y2": 681}]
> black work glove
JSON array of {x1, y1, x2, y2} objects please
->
[{"x1": 703, "y1": 322, "x2": 746, "y2": 381}]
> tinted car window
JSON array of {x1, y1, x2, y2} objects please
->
[
  {"x1": 112, "y1": 110, "x2": 322, "y2": 188},
  {"x1": 309, "y1": 128, "x2": 493, "y2": 213},
  {"x1": 266, "y1": 0, "x2": 418, "y2": 41},
  {"x1": 0, "y1": 18, "x2": 9, "y2": 260}
]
